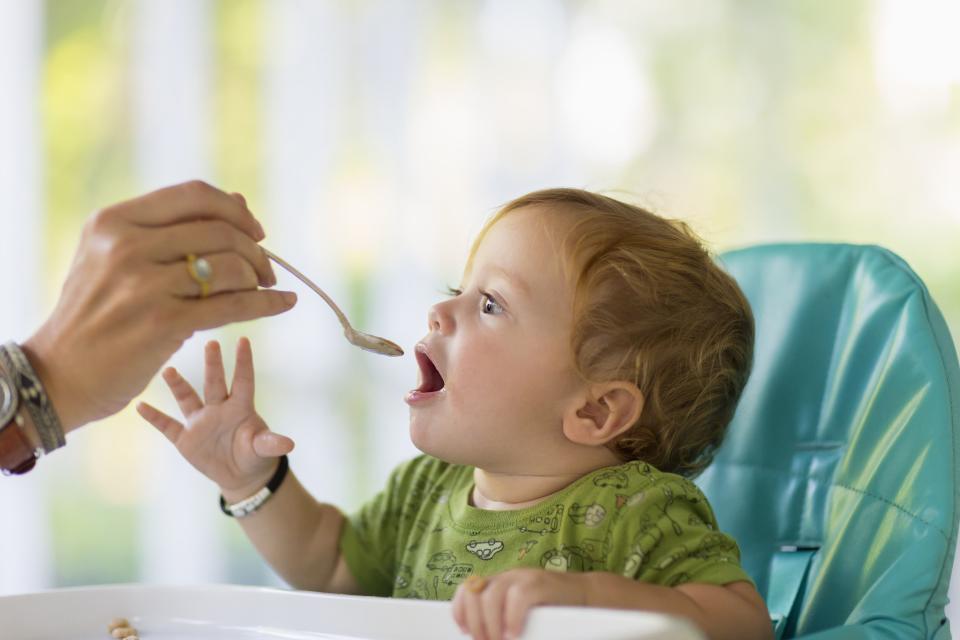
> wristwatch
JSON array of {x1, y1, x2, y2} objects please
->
[{"x1": 0, "y1": 365, "x2": 39, "y2": 475}]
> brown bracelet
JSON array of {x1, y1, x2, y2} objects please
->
[
  {"x1": 0, "y1": 412, "x2": 39, "y2": 475},
  {"x1": 0, "y1": 357, "x2": 39, "y2": 475}
]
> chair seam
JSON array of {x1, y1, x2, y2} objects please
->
[
  {"x1": 832, "y1": 481, "x2": 949, "y2": 541},
  {"x1": 722, "y1": 244, "x2": 957, "y2": 637},
  {"x1": 873, "y1": 247, "x2": 958, "y2": 639}
]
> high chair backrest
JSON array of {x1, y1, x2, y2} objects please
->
[{"x1": 696, "y1": 243, "x2": 960, "y2": 638}]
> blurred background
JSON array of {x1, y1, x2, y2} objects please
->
[{"x1": 1, "y1": 0, "x2": 958, "y2": 612}]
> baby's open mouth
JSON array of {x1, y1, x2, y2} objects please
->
[{"x1": 415, "y1": 346, "x2": 445, "y2": 393}]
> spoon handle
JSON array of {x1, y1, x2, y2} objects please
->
[{"x1": 263, "y1": 249, "x2": 351, "y2": 331}]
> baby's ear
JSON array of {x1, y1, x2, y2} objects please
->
[{"x1": 563, "y1": 382, "x2": 644, "y2": 446}]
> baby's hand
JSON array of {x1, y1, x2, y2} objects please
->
[
  {"x1": 136, "y1": 338, "x2": 294, "y2": 497},
  {"x1": 452, "y1": 568, "x2": 588, "y2": 640}
]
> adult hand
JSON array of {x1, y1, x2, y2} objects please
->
[
  {"x1": 22, "y1": 180, "x2": 297, "y2": 431},
  {"x1": 452, "y1": 569, "x2": 589, "y2": 640}
]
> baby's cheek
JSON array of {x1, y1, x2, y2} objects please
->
[{"x1": 454, "y1": 341, "x2": 565, "y2": 415}]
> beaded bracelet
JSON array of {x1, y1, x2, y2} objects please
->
[{"x1": 0, "y1": 342, "x2": 65, "y2": 455}]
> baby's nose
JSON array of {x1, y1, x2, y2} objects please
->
[{"x1": 427, "y1": 300, "x2": 454, "y2": 334}]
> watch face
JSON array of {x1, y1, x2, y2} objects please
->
[{"x1": 0, "y1": 374, "x2": 17, "y2": 426}]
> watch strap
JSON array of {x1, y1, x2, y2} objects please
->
[{"x1": 0, "y1": 414, "x2": 39, "y2": 475}]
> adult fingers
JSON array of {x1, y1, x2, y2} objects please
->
[
  {"x1": 106, "y1": 180, "x2": 265, "y2": 241},
  {"x1": 252, "y1": 431, "x2": 295, "y2": 458},
  {"x1": 175, "y1": 289, "x2": 297, "y2": 334},
  {"x1": 230, "y1": 337, "x2": 255, "y2": 400},
  {"x1": 161, "y1": 367, "x2": 204, "y2": 416},
  {"x1": 204, "y1": 341, "x2": 228, "y2": 405},
  {"x1": 136, "y1": 401, "x2": 185, "y2": 444},
  {"x1": 145, "y1": 219, "x2": 275, "y2": 287},
  {"x1": 164, "y1": 252, "x2": 260, "y2": 298}
]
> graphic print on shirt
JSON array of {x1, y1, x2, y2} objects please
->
[
  {"x1": 367, "y1": 456, "x2": 748, "y2": 600},
  {"x1": 518, "y1": 504, "x2": 563, "y2": 535},
  {"x1": 412, "y1": 549, "x2": 474, "y2": 599},
  {"x1": 517, "y1": 539, "x2": 539, "y2": 560},
  {"x1": 622, "y1": 517, "x2": 664, "y2": 577},
  {"x1": 540, "y1": 545, "x2": 596, "y2": 572},
  {"x1": 657, "y1": 483, "x2": 685, "y2": 536},
  {"x1": 396, "y1": 564, "x2": 413, "y2": 590},
  {"x1": 466, "y1": 539, "x2": 505, "y2": 560},
  {"x1": 593, "y1": 468, "x2": 629, "y2": 489},
  {"x1": 618, "y1": 464, "x2": 723, "y2": 578},
  {"x1": 593, "y1": 461, "x2": 686, "y2": 574},
  {"x1": 573, "y1": 463, "x2": 658, "y2": 568},
  {"x1": 568, "y1": 502, "x2": 607, "y2": 527},
  {"x1": 427, "y1": 550, "x2": 457, "y2": 570}
]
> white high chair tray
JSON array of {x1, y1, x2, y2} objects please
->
[{"x1": 0, "y1": 583, "x2": 704, "y2": 640}]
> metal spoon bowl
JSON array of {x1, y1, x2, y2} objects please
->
[{"x1": 263, "y1": 249, "x2": 404, "y2": 357}]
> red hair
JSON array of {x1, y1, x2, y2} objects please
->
[{"x1": 470, "y1": 188, "x2": 754, "y2": 477}]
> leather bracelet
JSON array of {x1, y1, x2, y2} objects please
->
[
  {"x1": 0, "y1": 413, "x2": 39, "y2": 475},
  {"x1": 0, "y1": 357, "x2": 41, "y2": 475},
  {"x1": 0, "y1": 342, "x2": 65, "y2": 454},
  {"x1": 219, "y1": 455, "x2": 289, "y2": 518}
]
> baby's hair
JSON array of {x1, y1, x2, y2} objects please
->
[{"x1": 471, "y1": 188, "x2": 754, "y2": 478}]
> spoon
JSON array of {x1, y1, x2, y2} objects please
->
[{"x1": 263, "y1": 248, "x2": 404, "y2": 357}]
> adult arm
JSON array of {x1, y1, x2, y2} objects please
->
[{"x1": 20, "y1": 180, "x2": 296, "y2": 434}]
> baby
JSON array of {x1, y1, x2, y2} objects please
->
[{"x1": 138, "y1": 188, "x2": 771, "y2": 640}]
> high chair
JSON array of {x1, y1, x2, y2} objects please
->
[{"x1": 697, "y1": 243, "x2": 960, "y2": 638}]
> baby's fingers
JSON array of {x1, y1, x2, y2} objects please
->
[
  {"x1": 452, "y1": 588, "x2": 468, "y2": 634},
  {"x1": 251, "y1": 431, "x2": 295, "y2": 458},
  {"x1": 503, "y1": 585, "x2": 536, "y2": 640},
  {"x1": 136, "y1": 401, "x2": 185, "y2": 443},
  {"x1": 481, "y1": 582, "x2": 508, "y2": 640},
  {"x1": 204, "y1": 340, "x2": 228, "y2": 404},
  {"x1": 162, "y1": 367, "x2": 203, "y2": 415},
  {"x1": 230, "y1": 337, "x2": 256, "y2": 402},
  {"x1": 461, "y1": 588, "x2": 490, "y2": 640}
]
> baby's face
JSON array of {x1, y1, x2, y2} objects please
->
[{"x1": 407, "y1": 207, "x2": 585, "y2": 473}]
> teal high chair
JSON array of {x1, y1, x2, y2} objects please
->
[{"x1": 696, "y1": 243, "x2": 960, "y2": 638}]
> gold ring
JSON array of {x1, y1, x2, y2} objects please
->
[
  {"x1": 464, "y1": 575, "x2": 488, "y2": 594},
  {"x1": 186, "y1": 253, "x2": 213, "y2": 298}
]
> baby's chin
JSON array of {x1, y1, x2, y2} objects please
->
[
  {"x1": 408, "y1": 421, "x2": 488, "y2": 468},
  {"x1": 408, "y1": 422, "x2": 456, "y2": 463}
]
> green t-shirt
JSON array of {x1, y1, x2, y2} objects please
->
[{"x1": 339, "y1": 455, "x2": 752, "y2": 600}]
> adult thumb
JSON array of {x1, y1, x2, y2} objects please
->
[{"x1": 252, "y1": 431, "x2": 295, "y2": 458}]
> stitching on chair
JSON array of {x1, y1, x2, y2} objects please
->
[
  {"x1": 873, "y1": 246, "x2": 960, "y2": 637},
  {"x1": 726, "y1": 244, "x2": 958, "y2": 637},
  {"x1": 832, "y1": 481, "x2": 949, "y2": 541}
]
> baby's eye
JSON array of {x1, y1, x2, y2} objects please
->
[{"x1": 480, "y1": 291, "x2": 504, "y2": 315}]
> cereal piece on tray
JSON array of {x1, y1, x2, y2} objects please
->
[
  {"x1": 106, "y1": 618, "x2": 129, "y2": 633},
  {"x1": 110, "y1": 626, "x2": 137, "y2": 638}
]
